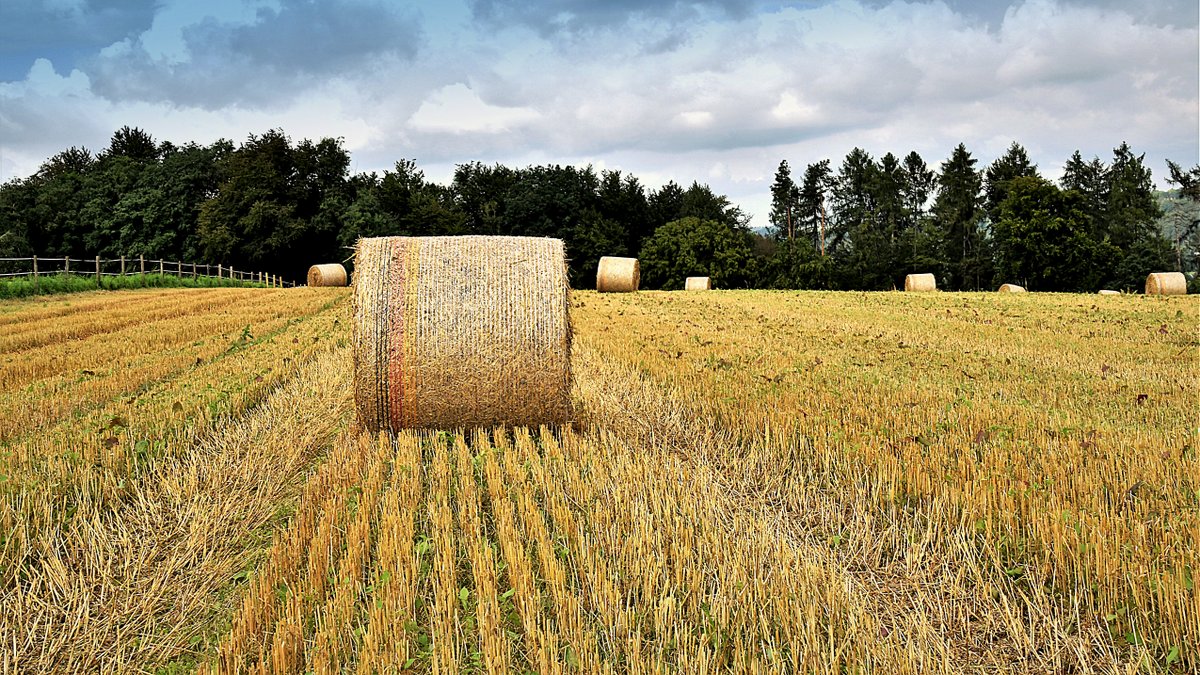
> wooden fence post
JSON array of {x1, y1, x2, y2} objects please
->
[
  {"x1": 192, "y1": 262, "x2": 197, "y2": 279},
  {"x1": 95, "y1": 255, "x2": 101, "y2": 287},
  {"x1": 32, "y1": 255, "x2": 38, "y2": 291},
  {"x1": 218, "y1": 264, "x2": 222, "y2": 280},
  {"x1": 120, "y1": 256, "x2": 125, "y2": 276},
  {"x1": 64, "y1": 256, "x2": 69, "y2": 275},
  {"x1": 140, "y1": 255, "x2": 145, "y2": 275},
  {"x1": 158, "y1": 259, "x2": 164, "y2": 276}
]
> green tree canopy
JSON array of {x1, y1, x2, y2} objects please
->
[{"x1": 638, "y1": 216, "x2": 755, "y2": 290}]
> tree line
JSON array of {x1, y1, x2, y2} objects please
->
[
  {"x1": 1, "y1": 126, "x2": 1196, "y2": 291},
  {"x1": 767, "y1": 142, "x2": 1199, "y2": 292}
]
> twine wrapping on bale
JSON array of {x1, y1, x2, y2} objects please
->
[
  {"x1": 1145, "y1": 272, "x2": 1187, "y2": 296},
  {"x1": 307, "y1": 263, "x2": 348, "y2": 287},
  {"x1": 596, "y1": 256, "x2": 640, "y2": 292},
  {"x1": 352, "y1": 236, "x2": 572, "y2": 431},
  {"x1": 685, "y1": 276, "x2": 712, "y2": 291},
  {"x1": 1098, "y1": 290, "x2": 1121, "y2": 296},
  {"x1": 904, "y1": 273, "x2": 937, "y2": 292},
  {"x1": 998, "y1": 283, "x2": 1026, "y2": 293}
]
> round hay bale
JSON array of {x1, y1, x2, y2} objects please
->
[
  {"x1": 1144, "y1": 272, "x2": 1187, "y2": 296},
  {"x1": 352, "y1": 236, "x2": 572, "y2": 431},
  {"x1": 684, "y1": 276, "x2": 711, "y2": 291},
  {"x1": 596, "y1": 256, "x2": 640, "y2": 292},
  {"x1": 998, "y1": 283, "x2": 1026, "y2": 293},
  {"x1": 1097, "y1": 289, "x2": 1121, "y2": 296},
  {"x1": 904, "y1": 273, "x2": 936, "y2": 292},
  {"x1": 307, "y1": 263, "x2": 348, "y2": 287}
]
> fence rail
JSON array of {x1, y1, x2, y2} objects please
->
[{"x1": 0, "y1": 255, "x2": 295, "y2": 288}]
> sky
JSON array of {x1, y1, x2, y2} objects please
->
[{"x1": 1, "y1": 0, "x2": 1197, "y2": 229}]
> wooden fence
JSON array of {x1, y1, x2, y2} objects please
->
[{"x1": 0, "y1": 255, "x2": 295, "y2": 288}]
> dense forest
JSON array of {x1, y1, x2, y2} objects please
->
[{"x1": 1, "y1": 126, "x2": 1197, "y2": 291}]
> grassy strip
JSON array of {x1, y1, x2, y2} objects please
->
[{"x1": 0, "y1": 272, "x2": 271, "y2": 299}]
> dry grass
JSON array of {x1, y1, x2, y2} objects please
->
[
  {"x1": 1, "y1": 287, "x2": 1195, "y2": 673},
  {"x1": 0, "y1": 288, "x2": 345, "y2": 589},
  {"x1": 574, "y1": 289, "x2": 1197, "y2": 672}
]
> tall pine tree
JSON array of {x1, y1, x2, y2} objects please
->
[
  {"x1": 932, "y1": 143, "x2": 989, "y2": 290},
  {"x1": 983, "y1": 141, "x2": 1038, "y2": 225},
  {"x1": 769, "y1": 160, "x2": 800, "y2": 241}
]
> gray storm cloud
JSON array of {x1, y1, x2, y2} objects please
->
[
  {"x1": 84, "y1": 0, "x2": 422, "y2": 108},
  {"x1": 0, "y1": 0, "x2": 158, "y2": 81}
]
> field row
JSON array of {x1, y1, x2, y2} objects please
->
[
  {"x1": 1, "y1": 342, "x2": 354, "y2": 672},
  {"x1": 205, "y1": 425, "x2": 921, "y2": 675},
  {"x1": 0, "y1": 288, "x2": 348, "y2": 590}
]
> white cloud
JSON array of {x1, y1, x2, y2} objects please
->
[
  {"x1": 677, "y1": 111, "x2": 714, "y2": 128},
  {"x1": 408, "y1": 83, "x2": 541, "y2": 133}
]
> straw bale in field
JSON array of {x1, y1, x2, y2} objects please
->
[
  {"x1": 353, "y1": 236, "x2": 572, "y2": 431},
  {"x1": 1097, "y1": 289, "x2": 1121, "y2": 296},
  {"x1": 684, "y1": 276, "x2": 711, "y2": 291},
  {"x1": 998, "y1": 283, "x2": 1026, "y2": 293},
  {"x1": 1144, "y1": 272, "x2": 1187, "y2": 296},
  {"x1": 904, "y1": 273, "x2": 936, "y2": 291},
  {"x1": 596, "y1": 256, "x2": 640, "y2": 292},
  {"x1": 307, "y1": 263, "x2": 348, "y2": 287}
]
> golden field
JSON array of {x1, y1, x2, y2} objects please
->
[{"x1": 0, "y1": 287, "x2": 1194, "y2": 674}]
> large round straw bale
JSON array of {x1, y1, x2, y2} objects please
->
[
  {"x1": 1144, "y1": 272, "x2": 1187, "y2": 296},
  {"x1": 596, "y1": 256, "x2": 640, "y2": 292},
  {"x1": 904, "y1": 273, "x2": 936, "y2": 291},
  {"x1": 1097, "y1": 289, "x2": 1121, "y2": 296},
  {"x1": 684, "y1": 276, "x2": 711, "y2": 291},
  {"x1": 307, "y1": 263, "x2": 348, "y2": 287},
  {"x1": 352, "y1": 236, "x2": 572, "y2": 431},
  {"x1": 998, "y1": 283, "x2": 1026, "y2": 293}
]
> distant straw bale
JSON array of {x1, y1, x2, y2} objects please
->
[
  {"x1": 1144, "y1": 272, "x2": 1187, "y2": 296},
  {"x1": 684, "y1": 277, "x2": 711, "y2": 291},
  {"x1": 1097, "y1": 290, "x2": 1121, "y2": 296},
  {"x1": 352, "y1": 236, "x2": 572, "y2": 432},
  {"x1": 307, "y1": 264, "x2": 347, "y2": 287},
  {"x1": 998, "y1": 284, "x2": 1026, "y2": 293},
  {"x1": 596, "y1": 257, "x2": 640, "y2": 292},
  {"x1": 904, "y1": 273, "x2": 936, "y2": 292}
]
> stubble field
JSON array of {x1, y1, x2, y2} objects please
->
[{"x1": 0, "y1": 287, "x2": 1194, "y2": 674}]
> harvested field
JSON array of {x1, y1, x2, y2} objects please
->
[{"x1": 0, "y1": 288, "x2": 1195, "y2": 673}]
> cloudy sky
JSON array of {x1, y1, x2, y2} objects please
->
[{"x1": 1, "y1": 0, "x2": 1196, "y2": 228}]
